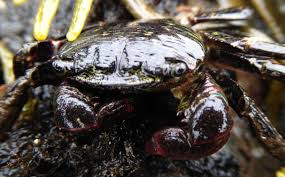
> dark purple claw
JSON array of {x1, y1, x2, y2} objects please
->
[
  {"x1": 145, "y1": 127, "x2": 190, "y2": 159},
  {"x1": 146, "y1": 74, "x2": 233, "y2": 159},
  {"x1": 54, "y1": 84, "x2": 99, "y2": 131},
  {"x1": 146, "y1": 127, "x2": 230, "y2": 159},
  {"x1": 179, "y1": 74, "x2": 233, "y2": 145},
  {"x1": 54, "y1": 84, "x2": 134, "y2": 131}
]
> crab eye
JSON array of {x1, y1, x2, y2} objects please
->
[
  {"x1": 54, "y1": 62, "x2": 65, "y2": 73},
  {"x1": 52, "y1": 60, "x2": 67, "y2": 75},
  {"x1": 173, "y1": 63, "x2": 187, "y2": 76}
]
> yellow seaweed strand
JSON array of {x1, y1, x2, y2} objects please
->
[
  {"x1": 66, "y1": 0, "x2": 94, "y2": 41},
  {"x1": 0, "y1": 42, "x2": 15, "y2": 83},
  {"x1": 276, "y1": 167, "x2": 285, "y2": 177},
  {"x1": 33, "y1": 0, "x2": 60, "y2": 41},
  {"x1": 19, "y1": 97, "x2": 38, "y2": 121},
  {"x1": 13, "y1": 0, "x2": 28, "y2": 6}
]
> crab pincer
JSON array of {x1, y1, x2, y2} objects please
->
[{"x1": 146, "y1": 74, "x2": 233, "y2": 159}]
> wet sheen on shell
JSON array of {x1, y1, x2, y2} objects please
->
[{"x1": 57, "y1": 19, "x2": 206, "y2": 90}]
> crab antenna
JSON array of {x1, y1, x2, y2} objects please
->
[
  {"x1": 66, "y1": 0, "x2": 94, "y2": 41},
  {"x1": 33, "y1": 0, "x2": 60, "y2": 41}
]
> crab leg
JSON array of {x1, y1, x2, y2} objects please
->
[
  {"x1": 0, "y1": 62, "x2": 61, "y2": 132},
  {"x1": 174, "y1": 7, "x2": 252, "y2": 26},
  {"x1": 0, "y1": 76, "x2": 30, "y2": 132},
  {"x1": 146, "y1": 74, "x2": 233, "y2": 159},
  {"x1": 210, "y1": 70, "x2": 285, "y2": 162},
  {"x1": 201, "y1": 30, "x2": 285, "y2": 59},
  {"x1": 13, "y1": 40, "x2": 65, "y2": 78},
  {"x1": 200, "y1": 29, "x2": 285, "y2": 82},
  {"x1": 0, "y1": 39, "x2": 66, "y2": 132},
  {"x1": 183, "y1": 8, "x2": 252, "y2": 25}
]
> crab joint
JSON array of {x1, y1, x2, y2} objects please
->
[
  {"x1": 33, "y1": 0, "x2": 60, "y2": 41},
  {"x1": 66, "y1": 0, "x2": 94, "y2": 41}
]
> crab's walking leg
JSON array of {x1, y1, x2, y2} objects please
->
[
  {"x1": 54, "y1": 82, "x2": 134, "y2": 131},
  {"x1": 0, "y1": 39, "x2": 66, "y2": 132},
  {"x1": 146, "y1": 74, "x2": 233, "y2": 159},
  {"x1": 0, "y1": 77, "x2": 30, "y2": 132},
  {"x1": 210, "y1": 70, "x2": 285, "y2": 162},
  {"x1": 201, "y1": 29, "x2": 285, "y2": 58},
  {"x1": 200, "y1": 29, "x2": 285, "y2": 82},
  {"x1": 13, "y1": 40, "x2": 65, "y2": 78},
  {"x1": 0, "y1": 54, "x2": 69, "y2": 132},
  {"x1": 176, "y1": 7, "x2": 252, "y2": 25}
]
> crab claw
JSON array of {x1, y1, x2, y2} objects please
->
[
  {"x1": 146, "y1": 74, "x2": 233, "y2": 159},
  {"x1": 54, "y1": 84, "x2": 134, "y2": 131},
  {"x1": 145, "y1": 127, "x2": 230, "y2": 159},
  {"x1": 54, "y1": 84, "x2": 98, "y2": 131}
]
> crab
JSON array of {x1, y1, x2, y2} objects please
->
[{"x1": 1, "y1": 5, "x2": 285, "y2": 162}]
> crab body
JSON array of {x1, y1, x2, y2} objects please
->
[
  {"x1": 7, "y1": 19, "x2": 233, "y2": 160},
  {"x1": 2, "y1": 8, "x2": 285, "y2": 162},
  {"x1": 49, "y1": 20, "x2": 230, "y2": 159},
  {"x1": 51, "y1": 20, "x2": 205, "y2": 91}
]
